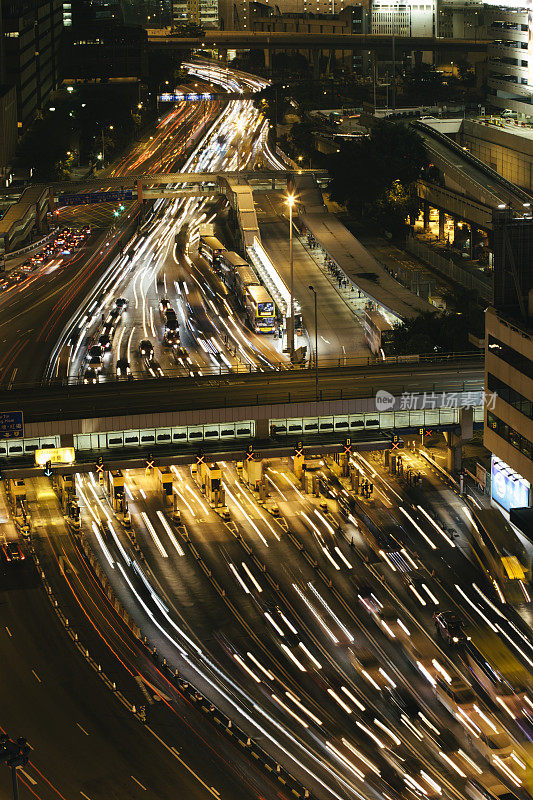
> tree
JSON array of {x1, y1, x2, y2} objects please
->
[
  {"x1": 402, "y1": 63, "x2": 444, "y2": 104},
  {"x1": 373, "y1": 181, "x2": 420, "y2": 237},
  {"x1": 172, "y1": 21, "x2": 205, "y2": 37},
  {"x1": 388, "y1": 310, "x2": 475, "y2": 356},
  {"x1": 327, "y1": 120, "x2": 427, "y2": 224}
]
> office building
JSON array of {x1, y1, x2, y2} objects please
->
[
  {"x1": 484, "y1": 211, "x2": 533, "y2": 525},
  {"x1": 172, "y1": 0, "x2": 218, "y2": 27},
  {"x1": 220, "y1": 0, "x2": 361, "y2": 31},
  {"x1": 2, "y1": 0, "x2": 63, "y2": 129},
  {"x1": 485, "y1": 5, "x2": 533, "y2": 117},
  {"x1": 370, "y1": 0, "x2": 436, "y2": 36}
]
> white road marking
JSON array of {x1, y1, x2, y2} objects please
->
[
  {"x1": 145, "y1": 726, "x2": 221, "y2": 798},
  {"x1": 17, "y1": 769, "x2": 36, "y2": 785},
  {"x1": 131, "y1": 776, "x2": 147, "y2": 791},
  {"x1": 80, "y1": 792, "x2": 92, "y2": 800},
  {"x1": 5, "y1": 626, "x2": 12, "y2": 637},
  {"x1": 31, "y1": 670, "x2": 42, "y2": 683},
  {"x1": 76, "y1": 723, "x2": 89, "y2": 736}
]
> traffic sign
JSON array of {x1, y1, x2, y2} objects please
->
[
  {"x1": 0, "y1": 411, "x2": 23, "y2": 440},
  {"x1": 57, "y1": 189, "x2": 134, "y2": 207},
  {"x1": 158, "y1": 92, "x2": 214, "y2": 103}
]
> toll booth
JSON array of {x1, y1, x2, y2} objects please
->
[
  {"x1": 106, "y1": 470, "x2": 125, "y2": 513},
  {"x1": 299, "y1": 456, "x2": 323, "y2": 494},
  {"x1": 8, "y1": 478, "x2": 26, "y2": 503},
  {"x1": 66, "y1": 497, "x2": 81, "y2": 529},
  {"x1": 54, "y1": 474, "x2": 75, "y2": 512},
  {"x1": 243, "y1": 458, "x2": 262, "y2": 490},
  {"x1": 157, "y1": 466, "x2": 174, "y2": 506},
  {"x1": 204, "y1": 463, "x2": 225, "y2": 507}
]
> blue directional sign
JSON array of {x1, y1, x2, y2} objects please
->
[
  {"x1": 0, "y1": 411, "x2": 24, "y2": 440},
  {"x1": 58, "y1": 189, "x2": 134, "y2": 207}
]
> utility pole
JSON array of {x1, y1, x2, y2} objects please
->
[
  {"x1": 391, "y1": 29, "x2": 396, "y2": 111},
  {"x1": 309, "y1": 285, "x2": 319, "y2": 401}
]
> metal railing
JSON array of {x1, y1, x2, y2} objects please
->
[
  {"x1": 1, "y1": 351, "x2": 483, "y2": 393},
  {"x1": 413, "y1": 121, "x2": 533, "y2": 206}
]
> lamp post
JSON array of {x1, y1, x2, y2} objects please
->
[
  {"x1": 0, "y1": 734, "x2": 30, "y2": 800},
  {"x1": 309, "y1": 284, "x2": 318, "y2": 401},
  {"x1": 287, "y1": 193, "x2": 295, "y2": 360}
]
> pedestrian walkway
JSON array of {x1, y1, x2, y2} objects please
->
[{"x1": 296, "y1": 227, "x2": 370, "y2": 325}]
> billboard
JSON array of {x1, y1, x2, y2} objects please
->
[{"x1": 491, "y1": 456, "x2": 530, "y2": 513}]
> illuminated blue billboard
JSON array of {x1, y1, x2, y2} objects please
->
[{"x1": 491, "y1": 456, "x2": 530, "y2": 513}]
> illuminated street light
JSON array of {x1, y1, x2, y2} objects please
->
[{"x1": 287, "y1": 193, "x2": 296, "y2": 360}]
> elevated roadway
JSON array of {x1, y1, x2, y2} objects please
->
[
  {"x1": 0, "y1": 354, "x2": 484, "y2": 435},
  {"x1": 149, "y1": 31, "x2": 488, "y2": 55},
  {"x1": 414, "y1": 121, "x2": 532, "y2": 213}
]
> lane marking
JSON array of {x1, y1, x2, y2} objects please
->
[
  {"x1": 5, "y1": 626, "x2": 12, "y2": 637},
  {"x1": 131, "y1": 776, "x2": 147, "y2": 791},
  {"x1": 76, "y1": 723, "x2": 89, "y2": 736},
  {"x1": 80, "y1": 792, "x2": 92, "y2": 800},
  {"x1": 31, "y1": 670, "x2": 42, "y2": 683},
  {"x1": 17, "y1": 769, "x2": 36, "y2": 785},
  {"x1": 145, "y1": 726, "x2": 220, "y2": 798}
]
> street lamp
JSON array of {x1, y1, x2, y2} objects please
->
[
  {"x1": 309, "y1": 285, "x2": 318, "y2": 401},
  {"x1": 0, "y1": 734, "x2": 30, "y2": 800},
  {"x1": 287, "y1": 193, "x2": 296, "y2": 360}
]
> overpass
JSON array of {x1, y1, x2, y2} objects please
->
[
  {"x1": 0, "y1": 356, "x2": 484, "y2": 465},
  {"x1": 414, "y1": 121, "x2": 532, "y2": 216},
  {"x1": 151, "y1": 32, "x2": 488, "y2": 79},
  {"x1": 149, "y1": 31, "x2": 488, "y2": 55},
  {"x1": 0, "y1": 170, "x2": 323, "y2": 254}
]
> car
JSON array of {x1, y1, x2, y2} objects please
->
[
  {"x1": 83, "y1": 368, "x2": 98, "y2": 384},
  {"x1": 140, "y1": 340, "x2": 154, "y2": 359},
  {"x1": 98, "y1": 334, "x2": 111, "y2": 350},
  {"x1": 88, "y1": 355, "x2": 102, "y2": 372},
  {"x1": 2, "y1": 541, "x2": 25, "y2": 563},
  {"x1": 116, "y1": 358, "x2": 131, "y2": 378},
  {"x1": 115, "y1": 297, "x2": 128, "y2": 310},
  {"x1": 160, "y1": 298, "x2": 171, "y2": 313},
  {"x1": 88, "y1": 344, "x2": 103, "y2": 358},
  {"x1": 433, "y1": 611, "x2": 469, "y2": 645},
  {"x1": 107, "y1": 308, "x2": 120, "y2": 323},
  {"x1": 386, "y1": 687, "x2": 421, "y2": 719}
]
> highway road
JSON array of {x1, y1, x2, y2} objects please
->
[
  {"x1": 0, "y1": 538, "x2": 268, "y2": 800},
  {"x1": 41, "y1": 446, "x2": 533, "y2": 800},
  {"x1": 0, "y1": 82, "x2": 221, "y2": 390}
]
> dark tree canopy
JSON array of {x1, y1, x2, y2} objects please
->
[{"x1": 328, "y1": 121, "x2": 428, "y2": 213}]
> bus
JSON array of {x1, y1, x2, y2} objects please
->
[
  {"x1": 244, "y1": 284, "x2": 276, "y2": 333},
  {"x1": 220, "y1": 251, "x2": 249, "y2": 289},
  {"x1": 234, "y1": 264, "x2": 260, "y2": 300},
  {"x1": 466, "y1": 630, "x2": 532, "y2": 722},
  {"x1": 199, "y1": 236, "x2": 226, "y2": 270},
  {"x1": 468, "y1": 508, "x2": 531, "y2": 604},
  {"x1": 363, "y1": 307, "x2": 395, "y2": 356}
]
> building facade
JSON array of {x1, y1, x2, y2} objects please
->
[
  {"x1": 172, "y1": 0, "x2": 219, "y2": 26},
  {"x1": 485, "y1": 6, "x2": 533, "y2": 117},
  {"x1": 484, "y1": 212, "x2": 533, "y2": 522},
  {"x1": 2, "y1": 0, "x2": 63, "y2": 129},
  {"x1": 370, "y1": 0, "x2": 436, "y2": 36}
]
